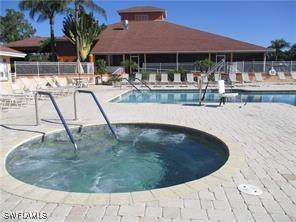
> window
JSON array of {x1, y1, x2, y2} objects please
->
[{"x1": 135, "y1": 14, "x2": 148, "y2": 21}]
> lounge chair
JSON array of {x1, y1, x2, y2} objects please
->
[
  {"x1": 161, "y1": 73, "x2": 170, "y2": 85},
  {"x1": 254, "y1": 72, "x2": 263, "y2": 82},
  {"x1": 0, "y1": 84, "x2": 27, "y2": 108},
  {"x1": 242, "y1": 72, "x2": 252, "y2": 83},
  {"x1": 291, "y1": 72, "x2": 296, "y2": 80},
  {"x1": 174, "y1": 73, "x2": 181, "y2": 84},
  {"x1": 214, "y1": 73, "x2": 220, "y2": 82},
  {"x1": 186, "y1": 73, "x2": 195, "y2": 85},
  {"x1": 148, "y1": 74, "x2": 157, "y2": 85},
  {"x1": 229, "y1": 73, "x2": 238, "y2": 84},
  {"x1": 277, "y1": 72, "x2": 286, "y2": 80},
  {"x1": 121, "y1": 73, "x2": 129, "y2": 84},
  {"x1": 201, "y1": 74, "x2": 208, "y2": 84},
  {"x1": 134, "y1": 73, "x2": 142, "y2": 84}
]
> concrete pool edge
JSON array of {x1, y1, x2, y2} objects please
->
[{"x1": 0, "y1": 121, "x2": 245, "y2": 205}]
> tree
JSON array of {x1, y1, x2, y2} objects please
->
[
  {"x1": 63, "y1": 10, "x2": 102, "y2": 61},
  {"x1": 0, "y1": 9, "x2": 36, "y2": 43},
  {"x1": 72, "y1": 0, "x2": 106, "y2": 64},
  {"x1": 121, "y1": 60, "x2": 138, "y2": 74},
  {"x1": 288, "y1": 44, "x2": 296, "y2": 60},
  {"x1": 195, "y1": 59, "x2": 215, "y2": 73},
  {"x1": 268, "y1": 38, "x2": 290, "y2": 61},
  {"x1": 19, "y1": 0, "x2": 68, "y2": 61}
]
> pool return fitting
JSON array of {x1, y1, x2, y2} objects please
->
[{"x1": 34, "y1": 90, "x2": 118, "y2": 152}]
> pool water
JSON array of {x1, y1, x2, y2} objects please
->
[
  {"x1": 6, "y1": 124, "x2": 228, "y2": 193},
  {"x1": 112, "y1": 90, "x2": 296, "y2": 105}
]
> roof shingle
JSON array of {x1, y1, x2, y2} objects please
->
[{"x1": 91, "y1": 21, "x2": 268, "y2": 54}]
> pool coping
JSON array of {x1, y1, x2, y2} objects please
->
[{"x1": 0, "y1": 121, "x2": 245, "y2": 205}]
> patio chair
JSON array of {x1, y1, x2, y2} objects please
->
[
  {"x1": 254, "y1": 72, "x2": 263, "y2": 82},
  {"x1": 291, "y1": 72, "x2": 296, "y2": 80},
  {"x1": 121, "y1": 73, "x2": 129, "y2": 85},
  {"x1": 242, "y1": 72, "x2": 252, "y2": 83},
  {"x1": 0, "y1": 85, "x2": 27, "y2": 108},
  {"x1": 214, "y1": 73, "x2": 220, "y2": 82},
  {"x1": 173, "y1": 73, "x2": 181, "y2": 84},
  {"x1": 186, "y1": 73, "x2": 195, "y2": 85},
  {"x1": 134, "y1": 73, "x2": 142, "y2": 84},
  {"x1": 277, "y1": 72, "x2": 286, "y2": 80},
  {"x1": 229, "y1": 73, "x2": 238, "y2": 84},
  {"x1": 201, "y1": 74, "x2": 208, "y2": 84},
  {"x1": 161, "y1": 73, "x2": 170, "y2": 86},
  {"x1": 148, "y1": 74, "x2": 157, "y2": 86}
]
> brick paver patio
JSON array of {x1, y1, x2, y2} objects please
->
[{"x1": 1, "y1": 85, "x2": 296, "y2": 222}]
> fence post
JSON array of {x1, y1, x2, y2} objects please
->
[
  {"x1": 37, "y1": 61, "x2": 40, "y2": 77},
  {"x1": 57, "y1": 61, "x2": 60, "y2": 75},
  {"x1": 160, "y1": 63, "x2": 162, "y2": 74},
  {"x1": 291, "y1": 61, "x2": 293, "y2": 73},
  {"x1": 242, "y1": 61, "x2": 244, "y2": 73}
]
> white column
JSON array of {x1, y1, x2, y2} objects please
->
[
  {"x1": 230, "y1": 53, "x2": 233, "y2": 62},
  {"x1": 36, "y1": 61, "x2": 40, "y2": 77},
  {"x1": 144, "y1": 54, "x2": 147, "y2": 71},
  {"x1": 176, "y1": 52, "x2": 179, "y2": 71},
  {"x1": 263, "y1": 53, "x2": 266, "y2": 72},
  {"x1": 107, "y1": 55, "x2": 111, "y2": 66}
]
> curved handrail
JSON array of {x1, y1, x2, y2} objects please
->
[
  {"x1": 74, "y1": 90, "x2": 118, "y2": 139},
  {"x1": 134, "y1": 78, "x2": 152, "y2": 91},
  {"x1": 35, "y1": 91, "x2": 77, "y2": 152},
  {"x1": 121, "y1": 77, "x2": 141, "y2": 92}
]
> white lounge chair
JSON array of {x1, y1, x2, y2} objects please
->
[
  {"x1": 255, "y1": 72, "x2": 263, "y2": 82},
  {"x1": 214, "y1": 73, "x2": 220, "y2": 82},
  {"x1": 291, "y1": 72, "x2": 296, "y2": 80},
  {"x1": 135, "y1": 73, "x2": 142, "y2": 82},
  {"x1": 186, "y1": 73, "x2": 195, "y2": 84},
  {"x1": 229, "y1": 73, "x2": 238, "y2": 84},
  {"x1": 201, "y1": 74, "x2": 208, "y2": 84},
  {"x1": 174, "y1": 73, "x2": 181, "y2": 84},
  {"x1": 277, "y1": 72, "x2": 286, "y2": 80},
  {"x1": 242, "y1": 72, "x2": 252, "y2": 83},
  {"x1": 161, "y1": 73, "x2": 169, "y2": 85},
  {"x1": 148, "y1": 74, "x2": 157, "y2": 85}
]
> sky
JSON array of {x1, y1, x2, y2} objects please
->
[{"x1": 0, "y1": 0, "x2": 295, "y2": 47}]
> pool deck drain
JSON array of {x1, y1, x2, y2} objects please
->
[{"x1": 1, "y1": 84, "x2": 296, "y2": 222}]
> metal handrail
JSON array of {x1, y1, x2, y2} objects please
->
[
  {"x1": 35, "y1": 91, "x2": 77, "y2": 152},
  {"x1": 134, "y1": 78, "x2": 152, "y2": 91},
  {"x1": 73, "y1": 90, "x2": 118, "y2": 139},
  {"x1": 121, "y1": 77, "x2": 141, "y2": 92}
]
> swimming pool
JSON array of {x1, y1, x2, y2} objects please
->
[
  {"x1": 112, "y1": 90, "x2": 296, "y2": 105},
  {"x1": 6, "y1": 124, "x2": 228, "y2": 193}
]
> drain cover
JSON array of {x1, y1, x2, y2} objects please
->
[{"x1": 238, "y1": 184, "x2": 262, "y2": 195}]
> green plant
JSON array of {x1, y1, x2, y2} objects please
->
[
  {"x1": 63, "y1": 10, "x2": 102, "y2": 61},
  {"x1": 95, "y1": 59, "x2": 107, "y2": 74},
  {"x1": 195, "y1": 59, "x2": 215, "y2": 73},
  {"x1": 0, "y1": 9, "x2": 36, "y2": 43},
  {"x1": 109, "y1": 74, "x2": 121, "y2": 82},
  {"x1": 121, "y1": 60, "x2": 138, "y2": 74},
  {"x1": 19, "y1": 0, "x2": 69, "y2": 61}
]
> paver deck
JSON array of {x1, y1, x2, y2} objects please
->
[{"x1": 1, "y1": 85, "x2": 296, "y2": 222}]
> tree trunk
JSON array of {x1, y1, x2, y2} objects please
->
[
  {"x1": 75, "y1": 2, "x2": 80, "y2": 78},
  {"x1": 49, "y1": 16, "x2": 57, "y2": 61}
]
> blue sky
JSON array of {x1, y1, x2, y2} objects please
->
[{"x1": 1, "y1": 1, "x2": 295, "y2": 47}]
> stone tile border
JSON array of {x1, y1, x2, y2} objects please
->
[{"x1": 0, "y1": 121, "x2": 245, "y2": 205}]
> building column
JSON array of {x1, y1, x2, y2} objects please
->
[
  {"x1": 263, "y1": 53, "x2": 266, "y2": 72},
  {"x1": 230, "y1": 53, "x2": 233, "y2": 62},
  {"x1": 176, "y1": 52, "x2": 179, "y2": 71},
  {"x1": 208, "y1": 53, "x2": 211, "y2": 61},
  {"x1": 107, "y1": 55, "x2": 111, "y2": 66},
  {"x1": 144, "y1": 54, "x2": 147, "y2": 71}
]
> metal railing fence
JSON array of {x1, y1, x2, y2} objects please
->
[
  {"x1": 142, "y1": 61, "x2": 296, "y2": 73},
  {"x1": 14, "y1": 61, "x2": 94, "y2": 76}
]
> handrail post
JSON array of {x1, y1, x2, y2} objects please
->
[
  {"x1": 35, "y1": 93, "x2": 39, "y2": 125},
  {"x1": 73, "y1": 90, "x2": 78, "y2": 120},
  {"x1": 34, "y1": 91, "x2": 77, "y2": 152},
  {"x1": 75, "y1": 89, "x2": 118, "y2": 140}
]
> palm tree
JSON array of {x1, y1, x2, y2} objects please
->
[
  {"x1": 72, "y1": 0, "x2": 106, "y2": 63},
  {"x1": 268, "y1": 38, "x2": 290, "y2": 61},
  {"x1": 19, "y1": 0, "x2": 68, "y2": 61},
  {"x1": 63, "y1": 10, "x2": 102, "y2": 61}
]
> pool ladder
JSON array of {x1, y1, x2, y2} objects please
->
[
  {"x1": 122, "y1": 77, "x2": 152, "y2": 92},
  {"x1": 34, "y1": 90, "x2": 118, "y2": 152}
]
